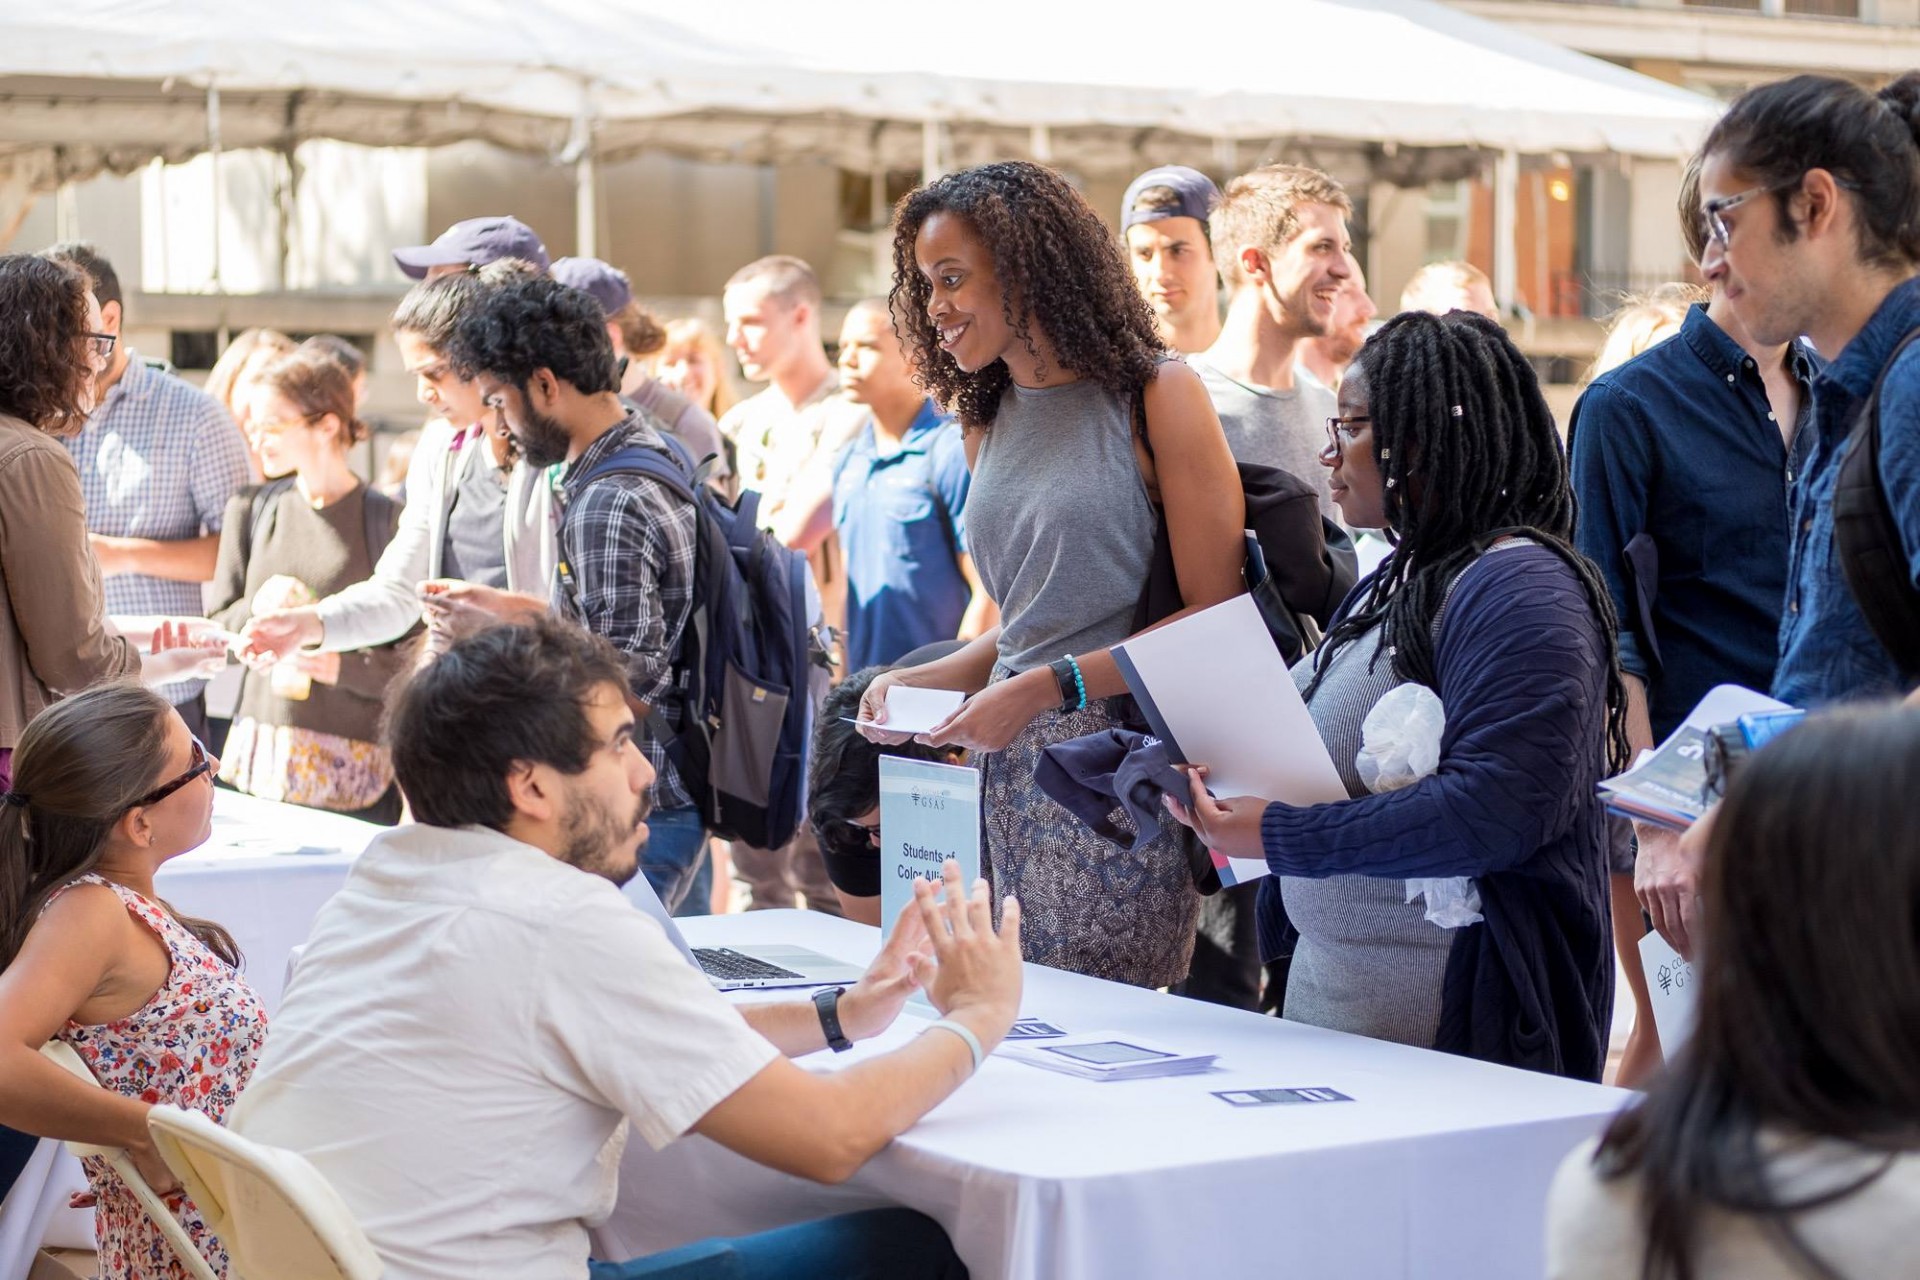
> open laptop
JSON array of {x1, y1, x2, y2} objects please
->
[{"x1": 625, "y1": 877, "x2": 866, "y2": 991}]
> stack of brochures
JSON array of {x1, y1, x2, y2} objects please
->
[
  {"x1": 1599, "y1": 684, "x2": 1796, "y2": 830},
  {"x1": 999, "y1": 1031, "x2": 1218, "y2": 1081}
]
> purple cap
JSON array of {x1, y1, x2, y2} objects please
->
[
  {"x1": 392, "y1": 216, "x2": 550, "y2": 279},
  {"x1": 1120, "y1": 166, "x2": 1220, "y2": 232},
  {"x1": 551, "y1": 257, "x2": 633, "y2": 317}
]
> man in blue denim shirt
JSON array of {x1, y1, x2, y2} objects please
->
[
  {"x1": 1696, "y1": 72, "x2": 1920, "y2": 708},
  {"x1": 1570, "y1": 169, "x2": 1816, "y2": 1076}
]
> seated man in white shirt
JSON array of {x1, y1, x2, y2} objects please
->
[{"x1": 229, "y1": 617, "x2": 1023, "y2": 1280}]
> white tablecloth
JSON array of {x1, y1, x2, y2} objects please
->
[
  {"x1": 594, "y1": 911, "x2": 1632, "y2": 1280},
  {"x1": 12, "y1": 791, "x2": 380, "y2": 1261}
]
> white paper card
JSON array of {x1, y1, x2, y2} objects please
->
[
  {"x1": 852, "y1": 686, "x2": 964, "y2": 734},
  {"x1": 1114, "y1": 594, "x2": 1346, "y2": 884},
  {"x1": 1638, "y1": 929, "x2": 1699, "y2": 1054}
]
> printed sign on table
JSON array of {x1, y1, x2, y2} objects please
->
[{"x1": 879, "y1": 756, "x2": 982, "y2": 941}]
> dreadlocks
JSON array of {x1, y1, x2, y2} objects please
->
[{"x1": 1309, "y1": 309, "x2": 1631, "y2": 774}]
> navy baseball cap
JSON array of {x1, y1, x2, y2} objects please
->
[
  {"x1": 551, "y1": 257, "x2": 633, "y2": 317},
  {"x1": 392, "y1": 216, "x2": 551, "y2": 279},
  {"x1": 1120, "y1": 166, "x2": 1220, "y2": 232}
]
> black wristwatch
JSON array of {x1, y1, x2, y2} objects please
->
[
  {"x1": 813, "y1": 986, "x2": 853, "y2": 1053},
  {"x1": 1048, "y1": 657, "x2": 1079, "y2": 711}
]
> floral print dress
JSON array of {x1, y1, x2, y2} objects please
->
[{"x1": 52, "y1": 874, "x2": 269, "y2": 1279}]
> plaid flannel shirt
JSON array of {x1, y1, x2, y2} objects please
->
[
  {"x1": 554, "y1": 414, "x2": 698, "y2": 810},
  {"x1": 62, "y1": 354, "x2": 250, "y2": 703}
]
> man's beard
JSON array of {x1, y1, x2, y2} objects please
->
[
  {"x1": 559, "y1": 788, "x2": 651, "y2": 888},
  {"x1": 514, "y1": 403, "x2": 573, "y2": 468}
]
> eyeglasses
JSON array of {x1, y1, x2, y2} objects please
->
[
  {"x1": 817, "y1": 816, "x2": 882, "y2": 851},
  {"x1": 1702, "y1": 175, "x2": 1858, "y2": 250},
  {"x1": 133, "y1": 735, "x2": 211, "y2": 809},
  {"x1": 250, "y1": 412, "x2": 319, "y2": 436},
  {"x1": 84, "y1": 332, "x2": 116, "y2": 362},
  {"x1": 1324, "y1": 415, "x2": 1371, "y2": 453}
]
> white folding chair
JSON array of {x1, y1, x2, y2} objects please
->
[
  {"x1": 39, "y1": 1041, "x2": 218, "y2": 1280},
  {"x1": 147, "y1": 1105, "x2": 382, "y2": 1280}
]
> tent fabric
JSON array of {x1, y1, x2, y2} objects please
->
[{"x1": 0, "y1": 0, "x2": 1721, "y2": 195}]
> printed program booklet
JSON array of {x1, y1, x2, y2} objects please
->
[{"x1": 1598, "y1": 684, "x2": 1794, "y2": 829}]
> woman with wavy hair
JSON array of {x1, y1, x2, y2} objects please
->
[
  {"x1": 0, "y1": 682, "x2": 267, "y2": 1278},
  {"x1": 859, "y1": 161, "x2": 1245, "y2": 988}
]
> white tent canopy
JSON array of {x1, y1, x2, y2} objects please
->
[{"x1": 1, "y1": 0, "x2": 1721, "y2": 186}]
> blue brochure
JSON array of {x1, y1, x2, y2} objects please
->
[{"x1": 879, "y1": 756, "x2": 982, "y2": 941}]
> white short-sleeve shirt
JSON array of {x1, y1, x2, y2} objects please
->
[{"x1": 229, "y1": 823, "x2": 779, "y2": 1280}]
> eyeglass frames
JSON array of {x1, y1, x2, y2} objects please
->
[
  {"x1": 1324, "y1": 415, "x2": 1371, "y2": 453},
  {"x1": 133, "y1": 735, "x2": 211, "y2": 809},
  {"x1": 1702, "y1": 174, "x2": 1859, "y2": 250},
  {"x1": 84, "y1": 332, "x2": 116, "y2": 362}
]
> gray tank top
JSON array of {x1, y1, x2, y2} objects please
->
[{"x1": 967, "y1": 379, "x2": 1156, "y2": 672}]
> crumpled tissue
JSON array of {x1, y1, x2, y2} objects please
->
[{"x1": 1355, "y1": 682, "x2": 1484, "y2": 929}]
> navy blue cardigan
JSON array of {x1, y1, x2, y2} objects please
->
[{"x1": 1257, "y1": 545, "x2": 1615, "y2": 1081}]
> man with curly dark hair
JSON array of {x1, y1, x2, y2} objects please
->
[
  {"x1": 862, "y1": 160, "x2": 1246, "y2": 989},
  {"x1": 442, "y1": 273, "x2": 713, "y2": 915},
  {"x1": 1190, "y1": 165, "x2": 1354, "y2": 517}
]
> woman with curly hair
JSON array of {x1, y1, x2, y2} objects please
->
[
  {"x1": 0, "y1": 255, "x2": 220, "y2": 777},
  {"x1": 859, "y1": 161, "x2": 1245, "y2": 988},
  {"x1": 1169, "y1": 310, "x2": 1629, "y2": 1079}
]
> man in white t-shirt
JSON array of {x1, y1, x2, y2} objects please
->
[{"x1": 230, "y1": 617, "x2": 1022, "y2": 1280}]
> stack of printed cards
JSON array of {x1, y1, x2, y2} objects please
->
[{"x1": 999, "y1": 1030, "x2": 1217, "y2": 1081}]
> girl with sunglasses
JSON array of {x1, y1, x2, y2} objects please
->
[{"x1": 0, "y1": 682, "x2": 267, "y2": 1279}]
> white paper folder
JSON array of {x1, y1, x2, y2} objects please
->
[{"x1": 1113, "y1": 594, "x2": 1347, "y2": 884}]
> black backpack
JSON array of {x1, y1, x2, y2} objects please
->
[
  {"x1": 1833, "y1": 327, "x2": 1920, "y2": 687},
  {"x1": 1130, "y1": 389, "x2": 1359, "y2": 663},
  {"x1": 561, "y1": 436, "x2": 832, "y2": 850}
]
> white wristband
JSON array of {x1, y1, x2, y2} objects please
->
[{"x1": 925, "y1": 1018, "x2": 985, "y2": 1073}]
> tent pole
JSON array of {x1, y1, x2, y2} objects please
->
[
  {"x1": 571, "y1": 94, "x2": 599, "y2": 260},
  {"x1": 1030, "y1": 125, "x2": 1052, "y2": 164},
  {"x1": 207, "y1": 80, "x2": 224, "y2": 297},
  {"x1": 1493, "y1": 147, "x2": 1518, "y2": 318},
  {"x1": 922, "y1": 120, "x2": 944, "y2": 183}
]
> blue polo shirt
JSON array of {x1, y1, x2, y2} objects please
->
[
  {"x1": 1569, "y1": 305, "x2": 1817, "y2": 739},
  {"x1": 832, "y1": 401, "x2": 971, "y2": 671},
  {"x1": 1773, "y1": 276, "x2": 1920, "y2": 706}
]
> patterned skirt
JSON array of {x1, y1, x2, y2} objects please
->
[{"x1": 981, "y1": 677, "x2": 1200, "y2": 989}]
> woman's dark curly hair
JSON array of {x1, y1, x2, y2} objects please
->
[
  {"x1": 889, "y1": 161, "x2": 1166, "y2": 429},
  {"x1": 1307, "y1": 309, "x2": 1630, "y2": 775},
  {"x1": 0, "y1": 254, "x2": 95, "y2": 434}
]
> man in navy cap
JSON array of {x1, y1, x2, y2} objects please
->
[
  {"x1": 393, "y1": 215, "x2": 551, "y2": 280},
  {"x1": 552, "y1": 257, "x2": 727, "y2": 485},
  {"x1": 1121, "y1": 165, "x2": 1222, "y2": 354}
]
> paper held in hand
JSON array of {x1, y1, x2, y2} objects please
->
[
  {"x1": 1637, "y1": 929, "x2": 1698, "y2": 1052},
  {"x1": 1113, "y1": 594, "x2": 1346, "y2": 886},
  {"x1": 851, "y1": 686, "x2": 965, "y2": 735},
  {"x1": 1599, "y1": 684, "x2": 1795, "y2": 830}
]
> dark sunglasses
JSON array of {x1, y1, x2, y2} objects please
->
[
  {"x1": 134, "y1": 735, "x2": 211, "y2": 808},
  {"x1": 817, "y1": 816, "x2": 882, "y2": 849}
]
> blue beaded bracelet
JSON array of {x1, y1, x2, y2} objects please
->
[{"x1": 1064, "y1": 654, "x2": 1087, "y2": 711}]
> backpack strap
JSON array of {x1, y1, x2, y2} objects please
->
[
  {"x1": 1834, "y1": 326, "x2": 1920, "y2": 685},
  {"x1": 245, "y1": 477, "x2": 298, "y2": 572}
]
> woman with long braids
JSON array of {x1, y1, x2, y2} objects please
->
[
  {"x1": 1170, "y1": 310, "x2": 1629, "y2": 1079},
  {"x1": 860, "y1": 161, "x2": 1246, "y2": 988},
  {"x1": 0, "y1": 683, "x2": 267, "y2": 1278}
]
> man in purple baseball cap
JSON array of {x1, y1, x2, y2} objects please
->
[
  {"x1": 393, "y1": 216, "x2": 551, "y2": 280},
  {"x1": 1120, "y1": 164, "x2": 1222, "y2": 354}
]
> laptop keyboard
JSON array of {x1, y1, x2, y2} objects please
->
[{"x1": 693, "y1": 947, "x2": 805, "y2": 981}]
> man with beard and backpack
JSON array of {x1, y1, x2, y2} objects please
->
[{"x1": 445, "y1": 274, "x2": 826, "y2": 912}]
